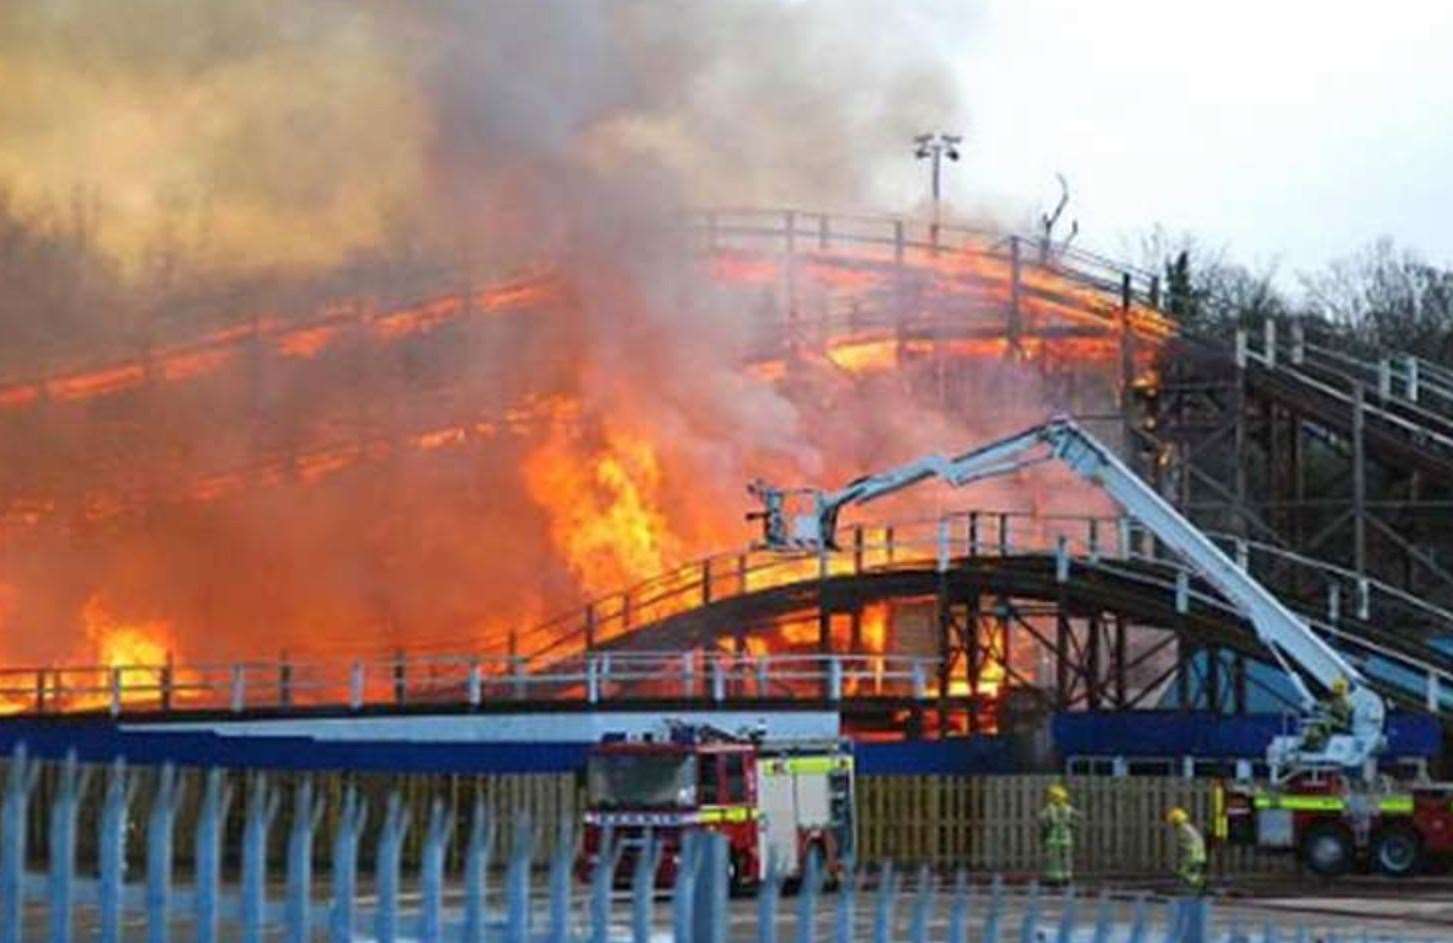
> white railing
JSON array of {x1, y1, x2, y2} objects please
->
[
  {"x1": 1239, "y1": 318, "x2": 1453, "y2": 452},
  {"x1": 8, "y1": 505, "x2": 1449, "y2": 718},
  {"x1": 0, "y1": 650, "x2": 938, "y2": 718}
]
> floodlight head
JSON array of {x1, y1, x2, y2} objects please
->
[
  {"x1": 914, "y1": 147, "x2": 931, "y2": 160},
  {"x1": 946, "y1": 149, "x2": 960, "y2": 161},
  {"x1": 913, "y1": 133, "x2": 933, "y2": 145}
]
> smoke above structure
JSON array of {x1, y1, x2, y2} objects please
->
[
  {"x1": 0, "y1": 2, "x2": 1124, "y2": 671},
  {"x1": 0, "y1": 1, "x2": 963, "y2": 275}
]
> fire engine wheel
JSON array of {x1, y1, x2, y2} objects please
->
[
  {"x1": 1299, "y1": 822, "x2": 1354, "y2": 878},
  {"x1": 1370, "y1": 825, "x2": 1423, "y2": 878},
  {"x1": 727, "y1": 852, "x2": 755, "y2": 897}
]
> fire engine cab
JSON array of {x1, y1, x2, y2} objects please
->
[{"x1": 579, "y1": 723, "x2": 854, "y2": 892}]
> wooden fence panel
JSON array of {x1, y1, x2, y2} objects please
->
[{"x1": 856, "y1": 774, "x2": 1294, "y2": 877}]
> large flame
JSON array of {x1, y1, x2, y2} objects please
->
[
  {"x1": 523, "y1": 407, "x2": 683, "y2": 598},
  {"x1": 83, "y1": 596, "x2": 172, "y2": 669}
]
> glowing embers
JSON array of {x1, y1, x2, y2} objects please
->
[
  {"x1": 0, "y1": 273, "x2": 559, "y2": 411},
  {"x1": 712, "y1": 599, "x2": 1016, "y2": 734},
  {"x1": 277, "y1": 324, "x2": 343, "y2": 359}
]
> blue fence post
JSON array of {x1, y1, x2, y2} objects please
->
[
  {"x1": 1159, "y1": 899, "x2": 1183, "y2": 943},
  {"x1": 671, "y1": 832, "x2": 700, "y2": 943},
  {"x1": 98, "y1": 758, "x2": 137, "y2": 943},
  {"x1": 691, "y1": 832, "x2": 728, "y2": 943},
  {"x1": 1089, "y1": 888, "x2": 1112, "y2": 943},
  {"x1": 420, "y1": 797, "x2": 456, "y2": 943},
  {"x1": 47, "y1": 750, "x2": 92, "y2": 943},
  {"x1": 630, "y1": 829, "x2": 660, "y2": 943},
  {"x1": 870, "y1": 861, "x2": 896, "y2": 943},
  {"x1": 833, "y1": 857, "x2": 859, "y2": 943},
  {"x1": 908, "y1": 862, "x2": 933, "y2": 943},
  {"x1": 374, "y1": 791, "x2": 412, "y2": 943},
  {"x1": 194, "y1": 768, "x2": 234, "y2": 943},
  {"x1": 1227, "y1": 909, "x2": 1246, "y2": 943},
  {"x1": 1183, "y1": 897, "x2": 1209, "y2": 943},
  {"x1": 504, "y1": 812, "x2": 536, "y2": 943},
  {"x1": 1261, "y1": 920, "x2": 1277, "y2": 943},
  {"x1": 590, "y1": 826, "x2": 623, "y2": 943},
  {"x1": 1053, "y1": 885, "x2": 1077, "y2": 943},
  {"x1": 146, "y1": 764, "x2": 184, "y2": 943},
  {"x1": 241, "y1": 771, "x2": 280, "y2": 943},
  {"x1": 981, "y1": 875, "x2": 1005, "y2": 943},
  {"x1": 1126, "y1": 893, "x2": 1149, "y2": 943},
  {"x1": 946, "y1": 869, "x2": 970, "y2": 943},
  {"x1": 285, "y1": 777, "x2": 325, "y2": 943},
  {"x1": 1017, "y1": 880, "x2": 1041, "y2": 943},
  {"x1": 0, "y1": 743, "x2": 37, "y2": 943},
  {"x1": 550, "y1": 817, "x2": 578, "y2": 943},
  {"x1": 329, "y1": 787, "x2": 368, "y2": 943},
  {"x1": 758, "y1": 848, "x2": 783, "y2": 943},
  {"x1": 794, "y1": 846, "x2": 823, "y2": 943},
  {"x1": 462, "y1": 796, "x2": 495, "y2": 943}
]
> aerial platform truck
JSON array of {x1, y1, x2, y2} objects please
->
[{"x1": 747, "y1": 416, "x2": 1448, "y2": 878}]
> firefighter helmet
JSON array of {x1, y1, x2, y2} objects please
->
[
  {"x1": 1166, "y1": 807, "x2": 1189, "y2": 826},
  {"x1": 1047, "y1": 784, "x2": 1069, "y2": 804},
  {"x1": 1331, "y1": 676, "x2": 1349, "y2": 695}
]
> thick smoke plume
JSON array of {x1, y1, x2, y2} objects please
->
[{"x1": 0, "y1": 2, "x2": 1101, "y2": 671}]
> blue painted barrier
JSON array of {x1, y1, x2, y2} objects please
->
[{"x1": 1054, "y1": 710, "x2": 1441, "y2": 760}]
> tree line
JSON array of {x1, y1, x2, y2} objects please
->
[{"x1": 1150, "y1": 228, "x2": 1453, "y2": 363}]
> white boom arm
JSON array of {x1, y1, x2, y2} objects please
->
[{"x1": 748, "y1": 416, "x2": 1385, "y2": 770}]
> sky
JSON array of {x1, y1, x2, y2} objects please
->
[{"x1": 876, "y1": 2, "x2": 1453, "y2": 279}]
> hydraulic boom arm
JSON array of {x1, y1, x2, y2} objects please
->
[{"x1": 748, "y1": 416, "x2": 1385, "y2": 770}]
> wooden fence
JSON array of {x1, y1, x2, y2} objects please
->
[{"x1": 856, "y1": 775, "x2": 1293, "y2": 876}]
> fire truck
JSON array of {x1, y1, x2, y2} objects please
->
[
  {"x1": 1217, "y1": 772, "x2": 1453, "y2": 877},
  {"x1": 579, "y1": 724, "x2": 854, "y2": 892},
  {"x1": 750, "y1": 416, "x2": 1418, "y2": 880}
]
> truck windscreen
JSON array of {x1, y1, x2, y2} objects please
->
[{"x1": 587, "y1": 753, "x2": 698, "y2": 808}]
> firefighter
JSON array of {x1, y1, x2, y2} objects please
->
[
  {"x1": 1303, "y1": 676, "x2": 1354, "y2": 751},
  {"x1": 1039, "y1": 783, "x2": 1078, "y2": 885},
  {"x1": 1325, "y1": 676, "x2": 1354, "y2": 734},
  {"x1": 1166, "y1": 807, "x2": 1206, "y2": 893}
]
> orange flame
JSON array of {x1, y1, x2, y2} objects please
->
[
  {"x1": 85, "y1": 596, "x2": 172, "y2": 669},
  {"x1": 523, "y1": 407, "x2": 683, "y2": 599}
]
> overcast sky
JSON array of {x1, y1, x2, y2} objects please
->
[{"x1": 883, "y1": 2, "x2": 1453, "y2": 280}]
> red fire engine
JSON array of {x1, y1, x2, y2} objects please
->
[
  {"x1": 578, "y1": 724, "x2": 854, "y2": 892},
  {"x1": 1219, "y1": 770, "x2": 1453, "y2": 877}
]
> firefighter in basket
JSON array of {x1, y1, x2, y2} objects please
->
[
  {"x1": 1301, "y1": 676, "x2": 1355, "y2": 752},
  {"x1": 1038, "y1": 783, "x2": 1079, "y2": 885}
]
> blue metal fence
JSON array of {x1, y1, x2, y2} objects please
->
[{"x1": 0, "y1": 745, "x2": 1424, "y2": 942}]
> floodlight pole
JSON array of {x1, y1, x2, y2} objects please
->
[{"x1": 914, "y1": 132, "x2": 962, "y2": 246}]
